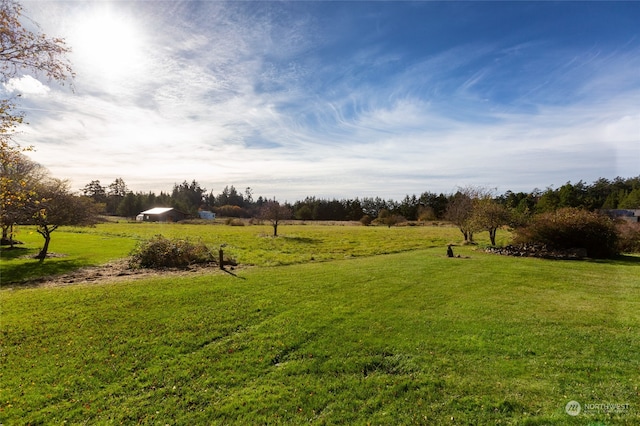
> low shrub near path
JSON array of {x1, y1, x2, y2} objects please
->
[{"x1": 128, "y1": 235, "x2": 215, "y2": 269}]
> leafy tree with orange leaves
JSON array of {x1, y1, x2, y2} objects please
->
[
  {"x1": 0, "y1": 146, "x2": 46, "y2": 244},
  {"x1": 0, "y1": 0, "x2": 73, "y2": 244},
  {"x1": 0, "y1": 0, "x2": 73, "y2": 82}
]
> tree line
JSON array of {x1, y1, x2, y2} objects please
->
[
  {"x1": 81, "y1": 176, "x2": 640, "y2": 223},
  {"x1": 5, "y1": 140, "x2": 640, "y2": 259}
]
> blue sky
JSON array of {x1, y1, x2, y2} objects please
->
[{"x1": 9, "y1": 1, "x2": 640, "y2": 200}]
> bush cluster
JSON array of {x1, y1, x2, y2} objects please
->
[
  {"x1": 616, "y1": 221, "x2": 640, "y2": 254},
  {"x1": 129, "y1": 235, "x2": 214, "y2": 269},
  {"x1": 214, "y1": 205, "x2": 250, "y2": 218},
  {"x1": 514, "y1": 208, "x2": 619, "y2": 259},
  {"x1": 360, "y1": 215, "x2": 372, "y2": 226}
]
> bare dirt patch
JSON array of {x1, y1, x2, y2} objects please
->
[{"x1": 10, "y1": 260, "x2": 243, "y2": 289}]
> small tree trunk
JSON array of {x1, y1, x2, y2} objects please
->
[
  {"x1": 36, "y1": 225, "x2": 54, "y2": 262},
  {"x1": 9, "y1": 224, "x2": 15, "y2": 248},
  {"x1": 489, "y1": 228, "x2": 497, "y2": 246},
  {"x1": 219, "y1": 248, "x2": 224, "y2": 270},
  {"x1": 37, "y1": 234, "x2": 51, "y2": 262},
  {"x1": 273, "y1": 223, "x2": 278, "y2": 237}
]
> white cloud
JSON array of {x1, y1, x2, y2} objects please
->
[{"x1": 3, "y1": 75, "x2": 50, "y2": 97}]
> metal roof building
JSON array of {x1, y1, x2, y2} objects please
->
[{"x1": 136, "y1": 207, "x2": 187, "y2": 222}]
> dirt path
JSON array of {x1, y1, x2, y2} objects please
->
[{"x1": 8, "y1": 259, "x2": 236, "y2": 289}]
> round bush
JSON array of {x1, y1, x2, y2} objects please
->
[
  {"x1": 129, "y1": 235, "x2": 214, "y2": 269},
  {"x1": 514, "y1": 208, "x2": 619, "y2": 259}
]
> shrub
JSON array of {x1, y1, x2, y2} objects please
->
[
  {"x1": 295, "y1": 205, "x2": 314, "y2": 221},
  {"x1": 417, "y1": 206, "x2": 437, "y2": 222},
  {"x1": 616, "y1": 221, "x2": 640, "y2": 254},
  {"x1": 373, "y1": 211, "x2": 406, "y2": 228},
  {"x1": 129, "y1": 235, "x2": 214, "y2": 269},
  {"x1": 514, "y1": 208, "x2": 619, "y2": 259},
  {"x1": 214, "y1": 205, "x2": 250, "y2": 218}
]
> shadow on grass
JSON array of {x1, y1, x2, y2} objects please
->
[
  {"x1": 586, "y1": 254, "x2": 640, "y2": 266},
  {"x1": 1, "y1": 257, "x2": 91, "y2": 287},
  {"x1": 0, "y1": 246, "x2": 35, "y2": 260},
  {"x1": 282, "y1": 235, "x2": 322, "y2": 244},
  {"x1": 221, "y1": 267, "x2": 247, "y2": 280}
]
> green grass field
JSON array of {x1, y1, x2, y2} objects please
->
[
  {"x1": 1, "y1": 222, "x2": 638, "y2": 424},
  {"x1": 1, "y1": 221, "x2": 494, "y2": 283}
]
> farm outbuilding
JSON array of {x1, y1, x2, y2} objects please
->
[
  {"x1": 136, "y1": 207, "x2": 187, "y2": 222},
  {"x1": 198, "y1": 210, "x2": 216, "y2": 220}
]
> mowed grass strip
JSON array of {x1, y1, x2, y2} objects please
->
[{"x1": 1, "y1": 247, "x2": 638, "y2": 424}]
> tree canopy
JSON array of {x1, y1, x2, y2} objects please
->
[
  {"x1": 29, "y1": 178, "x2": 99, "y2": 260},
  {"x1": 0, "y1": 0, "x2": 73, "y2": 84},
  {"x1": 0, "y1": 0, "x2": 74, "y2": 246},
  {"x1": 0, "y1": 148, "x2": 45, "y2": 243}
]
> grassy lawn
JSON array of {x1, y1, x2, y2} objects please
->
[
  {"x1": 1, "y1": 223, "x2": 638, "y2": 424},
  {"x1": 1, "y1": 221, "x2": 499, "y2": 283}
]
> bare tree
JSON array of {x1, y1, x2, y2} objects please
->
[
  {"x1": 259, "y1": 200, "x2": 292, "y2": 237},
  {"x1": 445, "y1": 191, "x2": 477, "y2": 243}
]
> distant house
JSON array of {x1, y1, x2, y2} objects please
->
[
  {"x1": 198, "y1": 210, "x2": 216, "y2": 220},
  {"x1": 603, "y1": 209, "x2": 640, "y2": 223},
  {"x1": 136, "y1": 207, "x2": 187, "y2": 222}
]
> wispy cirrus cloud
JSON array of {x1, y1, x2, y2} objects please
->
[{"x1": 16, "y1": 1, "x2": 640, "y2": 199}]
